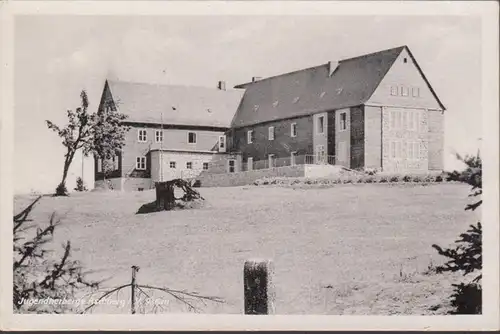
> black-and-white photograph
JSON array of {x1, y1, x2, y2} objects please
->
[{"x1": 2, "y1": 0, "x2": 499, "y2": 331}]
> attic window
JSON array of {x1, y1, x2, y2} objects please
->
[
  {"x1": 207, "y1": 108, "x2": 212, "y2": 113},
  {"x1": 253, "y1": 105, "x2": 259, "y2": 112},
  {"x1": 404, "y1": 57, "x2": 408, "y2": 63},
  {"x1": 292, "y1": 97, "x2": 300, "y2": 104},
  {"x1": 272, "y1": 100, "x2": 279, "y2": 108},
  {"x1": 336, "y1": 88, "x2": 343, "y2": 95},
  {"x1": 319, "y1": 92, "x2": 326, "y2": 98}
]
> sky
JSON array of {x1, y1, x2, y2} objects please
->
[{"x1": 13, "y1": 14, "x2": 482, "y2": 194}]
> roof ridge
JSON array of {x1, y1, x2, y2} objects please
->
[
  {"x1": 107, "y1": 79, "x2": 242, "y2": 92},
  {"x1": 234, "y1": 45, "x2": 407, "y2": 88}
]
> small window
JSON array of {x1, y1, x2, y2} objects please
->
[
  {"x1": 403, "y1": 57, "x2": 408, "y2": 63},
  {"x1": 268, "y1": 126, "x2": 275, "y2": 140},
  {"x1": 253, "y1": 105, "x2": 259, "y2": 112},
  {"x1": 219, "y1": 135, "x2": 226, "y2": 152},
  {"x1": 228, "y1": 160, "x2": 235, "y2": 173},
  {"x1": 317, "y1": 116, "x2": 325, "y2": 134},
  {"x1": 401, "y1": 86, "x2": 409, "y2": 97},
  {"x1": 408, "y1": 142, "x2": 414, "y2": 160},
  {"x1": 402, "y1": 111, "x2": 407, "y2": 130},
  {"x1": 396, "y1": 141, "x2": 402, "y2": 158},
  {"x1": 186, "y1": 162, "x2": 192, "y2": 169},
  {"x1": 391, "y1": 141, "x2": 396, "y2": 159},
  {"x1": 113, "y1": 156, "x2": 119, "y2": 170},
  {"x1": 414, "y1": 142, "x2": 420, "y2": 159},
  {"x1": 97, "y1": 158, "x2": 102, "y2": 173},
  {"x1": 247, "y1": 130, "x2": 254, "y2": 144},
  {"x1": 272, "y1": 100, "x2": 279, "y2": 107},
  {"x1": 390, "y1": 86, "x2": 398, "y2": 96},
  {"x1": 155, "y1": 130, "x2": 163, "y2": 143},
  {"x1": 188, "y1": 132, "x2": 197, "y2": 144},
  {"x1": 292, "y1": 97, "x2": 300, "y2": 104},
  {"x1": 412, "y1": 87, "x2": 420, "y2": 97},
  {"x1": 291, "y1": 123, "x2": 297, "y2": 137},
  {"x1": 136, "y1": 156, "x2": 146, "y2": 170},
  {"x1": 138, "y1": 129, "x2": 147, "y2": 142},
  {"x1": 291, "y1": 152, "x2": 297, "y2": 166},
  {"x1": 203, "y1": 162, "x2": 209, "y2": 170},
  {"x1": 408, "y1": 111, "x2": 414, "y2": 130},
  {"x1": 339, "y1": 112, "x2": 347, "y2": 131},
  {"x1": 170, "y1": 161, "x2": 176, "y2": 169},
  {"x1": 319, "y1": 92, "x2": 326, "y2": 98}
]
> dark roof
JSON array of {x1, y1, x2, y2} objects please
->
[
  {"x1": 106, "y1": 80, "x2": 244, "y2": 128},
  {"x1": 231, "y1": 45, "x2": 443, "y2": 128}
]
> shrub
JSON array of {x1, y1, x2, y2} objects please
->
[
  {"x1": 402, "y1": 174, "x2": 412, "y2": 182},
  {"x1": 13, "y1": 197, "x2": 99, "y2": 313},
  {"x1": 378, "y1": 175, "x2": 389, "y2": 183},
  {"x1": 389, "y1": 174, "x2": 401, "y2": 183},
  {"x1": 55, "y1": 183, "x2": 68, "y2": 196},
  {"x1": 74, "y1": 177, "x2": 88, "y2": 192},
  {"x1": 432, "y1": 153, "x2": 482, "y2": 314}
]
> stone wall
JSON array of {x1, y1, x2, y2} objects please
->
[{"x1": 197, "y1": 165, "x2": 305, "y2": 187}]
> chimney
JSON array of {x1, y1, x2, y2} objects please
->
[
  {"x1": 328, "y1": 61, "x2": 339, "y2": 77},
  {"x1": 252, "y1": 76, "x2": 262, "y2": 82},
  {"x1": 217, "y1": 80, "x2": 226, "y2": 91}
]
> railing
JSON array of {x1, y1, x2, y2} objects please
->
[{"x1": 240, "y1": 154, "x2": 336, "y2": 172}]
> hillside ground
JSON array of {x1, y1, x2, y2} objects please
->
[{"x1": 13, "y1": 183, "x2": 476, "y2": 314}]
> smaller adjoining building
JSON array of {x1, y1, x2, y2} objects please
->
[{"x1": 94, "y1": 79, "x2": 243, "y2": 191}]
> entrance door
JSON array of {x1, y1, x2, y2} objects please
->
[
  {"x1": 228, "y1": 159, "x2": 235, "y2": 173},
  {"x1": 315, "y1": 145, "x2": 326, "y2": 164}
]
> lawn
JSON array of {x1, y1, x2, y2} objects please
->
[{"x1": 13, "y1": 182, "x2": 477, "y2": 315}]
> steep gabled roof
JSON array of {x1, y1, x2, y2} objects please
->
[
  {"x1": 230, "y1": 46, "x2": 406, "y2": 128},
  {"x1": 105, "y1": 80, "x2": 244, "y2": 128}
]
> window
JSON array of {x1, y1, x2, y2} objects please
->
[
  {"x1": 396, "y1": 141, "x2": 402, "y2": 158},
  {"x1": 396, "y1": 110, "x2": 402, "y2": 128},
  {"x1": 292, "y1": 97, "x2": 300, "y2": 104},
  {"x1": 291, "y1": 152, "x2": 297, "y2": 166},
  {"x1": 401, "y1": 86, "x2": 409, "y2": 97},
  {"x1": 219, "y1": 135, "x2": 226, "y2": 152},
  {"x1": 316, "y1": 145, "x2": 326, "y2": 163},
  {"x1": 390, "y1": 86, "x2": 398, "y2": 96},
  {"x1": 253, "y1": 105, "x2": 259, "y2": 112},
  {"x1": 317, "y1": 116, "x2": 325, "y2": 134},
  {"x1": 272, "y1": 100, "x2": 279, "y2": 107},
  {"x1": 408, "y1": 111, "x2": 415, "y2": 130},
  {"x1": 291, "y1": 123, "x2": 297, "y2": 137},
  {"x1": 97, "y1": 159, "x2": 102, "y2": 173},
  {"x1": 138, "y1": 129, "x2": 147, "y2": 142},
  {"x1": 247, "y1": 130, "x2": 254, "y2": 144},
  {"x1": 188, "y1": 132, "x2": 197, "y2": 144},
  {"x1": 155, "y1": 130, "x2": 163, "y2": 143},
  {"x1": 203, "y1": 162, "x2": 209, "y2": 170},
  {"x1": 170, "y1": 161, "x2": 176, "y2": 169},
  {"x1": 136, "y1": 156, "x2": 146, "y2": 170},
  {"x1": 228, "y1": 160, "x2": 235, "y2": 173},
  {"x1": 403, "y1": 57, "x2": 408, "y2": 63},
  {"x1": 268, "y1": 126, "x2": 275, "y2": 140},
  {"x1": 247, "y1": 157, "x2": 253, "y2": 171},
  {"x1": 402, "y1": 111, "x2": 407, "y2": 130},
  {"x1": 339, "y1": 112, "x2": 347, "y2": 131},
  {"x1": 414, "y1": 142, "x2": 420, "y2": 160},
  {"x1": 113, "y1": 156, "x2": 119, "y2": 170},
  {"x1": 268, "y1": 154, "x2": 275, "y2": 168},
  {"x1": 412, "y1": 87, "x2": 420, "y2": 97},
  {"x1": 186, "y1": 162, "x2": 192, "y2": 169},
  {"x1": 391, "y1": 141, "x2": 396, "y2": 159}
]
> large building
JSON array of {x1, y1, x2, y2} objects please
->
[
  {"x1": 94, "y1": 80, "x2": 243, "y2": 191},
  {"x1": 95, "y1": 45, "x2": 446, "y2": 190},
  {"x1": 228, "y1": 45, "x2": 445, "y2": 173}
]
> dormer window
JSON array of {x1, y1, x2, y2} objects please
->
[
  {"x1": 188, "y1": 132, "x2": 197, "y2": 144},
  {"x1": 292, "y1": 97, "x2": 300, "y2": 104},
  {"x1": 272, "y1": 100, "x2": 279, "y2": 108},
  {"x1": 253, "y1": 105, "x2": 259, "y2": 112},
  {"x1": 319, "y1": 92, "x2": 326, "y2": 98}
]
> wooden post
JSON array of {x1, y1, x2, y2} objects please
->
[
  {"x1": 131, "y1": 265, "x2": 139, "y2": 314},
  {"x1": 244, "y1": 259, "x2": 275, "y2": 315}
]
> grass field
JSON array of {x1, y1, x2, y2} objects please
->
[{"x1": 13, "y1": 182, "x2": 477, "y2": 315}]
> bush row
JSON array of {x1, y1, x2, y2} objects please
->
[{"x1": 254, "y1": 172, "x2": 448, "y2": 187}]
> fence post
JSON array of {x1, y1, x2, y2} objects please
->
[
  {"x1": 244, "y1": 259, "x2": 275, "y2": 315},
  {"x1": 131, "y1": 265, "x2": 139, "y2": 314}
]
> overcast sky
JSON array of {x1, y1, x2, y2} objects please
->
[{"x1": 14, "y1": 14, "x2": 482, "y2": 194}]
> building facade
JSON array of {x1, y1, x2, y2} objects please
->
[
  {"x1": 94, "y1": 80, "x2": 243, "y2": 191},
  {"x1": 228, "y1": 45, "x2": 445, "y2": 173}
]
